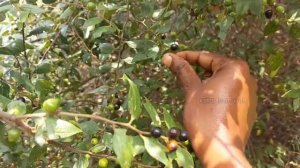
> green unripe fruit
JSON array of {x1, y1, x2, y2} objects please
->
[
  {"x1": 98, "y1": 158, "x2": 109, "y2": 168},
  {"x1": 87, "y1": 2, "x2": 96, "y2": 11},
  {"x1": 107, "y1": 103, "x2": 114, "y2": 111},
  {"x1": 7, "y1": 128, "x2": 20, "y2": 143},
  {"x1": 276, "y1": 5, "x2": 285, "y2": 14},
  {"x1": 42, "y1": 98, "x2": 61, "y2": 114},
  {"x1": 91, "y1": 138, "x2": 99, "y2": 145},
  {"x1": 8, "y1": 108, "x2": 22, "y2": 116},
  {"x1": 170, "y1": 31, "x2": 177, "y2": 37}
]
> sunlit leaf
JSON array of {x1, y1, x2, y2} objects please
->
[
  {"x1": 141, "y1": 136, "x2": 169, "y2": 166},
  {"x1": 175, "y1": 147, "x2": 194, "y2": 168},
  {"x1": 122, "y1": 74, "x2": 142, "y2": 120},
  {"x1": 113, "y1": 129, "x2": 134, "y2": 168},
  {"x1": 143, "y1": 98, "x2": 161, "y2": 126}
]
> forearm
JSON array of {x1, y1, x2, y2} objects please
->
[{"x1": 192, "y1": 137, "x2": 251, "y2": 168}]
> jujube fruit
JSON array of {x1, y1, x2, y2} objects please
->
[
  {"x1": 7, "y1": 128, "x2": 20, "y2": 143},
  {"x1": 42, "y1": 98, "x2": 61, "y2": 114},
  {"x1": 16, "y1": 97, "x2": 26, "y2": 103},
  {"x1": 150, "y1": 127, "x2": 162, "y2": 138},
  {"x1": 265, "y1": 10, "x2": 273, "y2": 19},
  {"x1": 87, "y1": 2, "x2": 96, "y2": 11},
  {"x1": 91, "y1": 138, "x2": 99, "y2": 145},
  {"x1": 178, "y1": 130, "x2": 188, "y2": 142},
  {"x1": 168, "y1": 127, "x2": 179, "y2": 139},
  {"x1": 276, "y1": 5, "x2": 285, "y2": 14},
  {"x1": 114, "y1": 104, "x2": 120, "y2": 110},
  {"x1": 98, "y1": 158, "x2": 109, "y2": 168},
  {"x1": 170, "y1": 43, "x2": 179, "y2": 51},
  {"x1": 167, "y1": 139, "x2": 178, "y2": 152},
  {"x1": 160, "y1": 33, "x2": 166, "y2": 39}
]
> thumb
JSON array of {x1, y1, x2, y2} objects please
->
[{"x1": 162, "y1": 53, "x2": 201, "y2": 94}]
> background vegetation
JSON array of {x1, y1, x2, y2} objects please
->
[{"x1": 0, "y1": 0, "x2": 299, "y2": 167}]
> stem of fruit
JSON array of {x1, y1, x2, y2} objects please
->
[
  {"x1": 0, "y1": 110, "x2": 161, "y2": 168},
  {"x1": 17, "y1": 111, "x2": 151, "y2": 136}
]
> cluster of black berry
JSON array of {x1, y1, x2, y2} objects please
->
[{"x1": 150, "y1": 126, "x2": 189, "y2": 152}]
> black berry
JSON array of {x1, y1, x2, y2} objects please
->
[
  {"x1": 160, "y1": 34, "x2": 166, "y2": 39},
  {"x1": 16, "y1": 97, "x2": 25, "y2": 103},
  {"x1": 116, "y1": 99, "x2": 124, "y2": 106},
  {"x1": 265, "y1": 10, "x2": 273, "y2": 19},
  {"x1": 179, "y1": 130, "x2": 188, "y2": 142},
  {"x1": 168, "y1": 127, "x2": 179, "y2": 139},
  {"x1": 114, "y1": 104, "x2": 120, "y2": 110},
  {"x1": 170, "y1": 43, "x2": 179, "y2": 51},
  {"x1": 150, "y1": 127, "x2": 162, "y2": 138}
]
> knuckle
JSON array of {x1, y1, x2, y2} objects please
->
[{"x1": 231, "y1": 60, "x2": 250, "y2": 72}]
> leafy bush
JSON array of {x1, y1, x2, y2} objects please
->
[{"x1": 0, "y1": 0, "x2": 299, "y2": 167}]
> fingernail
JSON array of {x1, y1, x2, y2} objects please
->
[{"x1": 162, "y1": 54, "x2": 172, "y2": 67}]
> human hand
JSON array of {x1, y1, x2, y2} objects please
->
[{"x1": 162, "y1": 51, "x2": 257, "y2": 168}]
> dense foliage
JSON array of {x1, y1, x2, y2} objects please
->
[{"x1": 0, "y1": 0, "x2": 299, "y2": 167}]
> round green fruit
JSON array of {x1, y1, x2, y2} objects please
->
[
  {"x1": 7, "y1": 128, "x2": 20, "y2": 143},
  {"x1": 98, "y1": 158, "x2": 109, "y2": 168},
  {"x1": 42, "y1": 98, "x2": 61, "y2": 114},
  {"x1": 87, "y1": 2, "x2": 96, "y2": 11},
  {"x1": 276, "y1": 5, "x2": 285, "y2": 14},
  {"x1": 8, "y1": 108, "x2": 22, "y2": 116},
  {"x1": 91, "y1": 138, "x2": 99, "y2": 145}
]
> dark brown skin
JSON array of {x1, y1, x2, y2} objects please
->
[{"x1": 162, "y1": 51, "x2": 257, "y2": 168}]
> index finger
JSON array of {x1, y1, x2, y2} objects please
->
[{"x1": 175, "y1": 51, "x2": 231, "y2": 72}]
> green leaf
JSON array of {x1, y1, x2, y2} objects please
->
[
  {"x1": 7, "y1": 100, "x2": 26, "y2": 116},
  {"x1": 10, "y1": 70, "x2": 35, "y2": 92},
  {"x1": 217, "y1": 16, "x2": 234, "y2": 41},
  {"x1": 282, "y1": 89, "x2": 300, "y2": 98},
  {"x1": 92, "y1": 26, "x2": 116, "y2": 39},
  {"x1": 236, "y1": 0, "x2": 262, "y2": 15},
  {"x1": 132, "y1": 136, "x2": 145, "y2": 156},
  {"x1": 20, "y1": 4, "x2": 44, "y2": 14},
  {"x1": 35, "y1": 62, "x2": 53, "y2": 74},
  {"x1": 267, "y1": 52, "x2": 284, "y2": 78},
  {"x1": 0, "y1": 80, "x2": 10, "y2": 98},
  {"x1": 28, "y1": 26, "x2": 52, "y2": 36},
  {"x1": 20, "y1": 10, "x2": 30, "y2": 23},
  {"x1": 7, "y1": 39, "x2": 25, "y2": 55},
  {"x1": 122, "y1": 74, "x2": 142, "y2": 120},
  {"x1": 90, "y1": 144, "x2": 106, "y2": 153},
  {"x1": 0, "y1": 47, "x2": 13, "y2": 55},
  {"x1": 79, "y1": 121, "x2": 100, "y2": 136},
  {"x1": 289, "y1": 23, "x2": 300, "y2": 38},
  {"x1": 141, "y1": 136, "x2": 169, "y2": 166},
  {"x1": 28, "y1": 145, "x2": 47, "y2": 164},
  {"x1": 0, "y1": 95, "x2": 11, "y2": 109},
  {"x1": 73, "y1": 155, "x2": 89, "y2": 168},
  {"x1": 112, "y1": 129, "x2": 134, "y2": 168},
  {"x1": 46, "y1": 118, "x2": 82, "y2": 139},
  {"x1": 83, "y1": 17, "x2": 102, "y2": 28},
  {"x1": 175, "y1": 147, "x2": 194, "y2": 168},
  {"x1": 163, "y1": 108, "x2": 178, "y2": 129},
  {"x1": 0, "y1": 5, "x2": 12, "y2": 13},
  {"x1": 264, "y1": 20, "x2": 279, "y2": 36},
  {"x1": 42, "y1": 0, "x2": 56, "y2": 4},
  {"x1": 0, "y1": 121, "x2": 5, "y2": 142},
  {"x1": 60, "y1": 7, "x2": 73, "y2": 19},
  {"x1": 143, "y1": 98, "x2": 161, "y2": 126}
]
